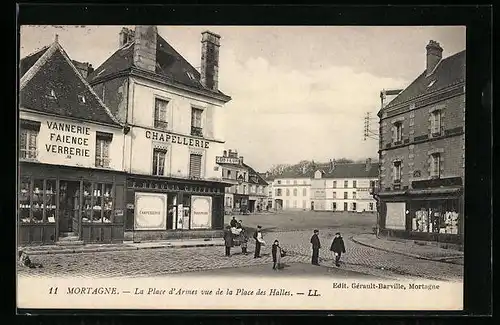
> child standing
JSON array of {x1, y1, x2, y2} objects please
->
[
  {"x1": 271, "y1": 240, "x2": 282, "y2": 270},
  {"x1": 330, "y1": 232, "x2": 346, "y2": 267}
]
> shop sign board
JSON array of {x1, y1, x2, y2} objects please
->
[
  {"x1": 134, "y1": 192, "x2": 167, "y2": 230},
  {"x1": 190, "y1": 196, "x2": 212, "y2": 229}
]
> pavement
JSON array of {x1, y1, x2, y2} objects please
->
[
  {"x1": 17, "y1": 229, "x2": 463, "y2": 281},
  {"x1": 351, "y1": 233, "x2": 464, "y2": 265}
]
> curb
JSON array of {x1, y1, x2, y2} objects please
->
[
  {"x1": 350, "y1": 236, "x2": 463, "y2": 265},
  {"x1": 21, "y1": 242, "x2": 225, "y2": 256}
]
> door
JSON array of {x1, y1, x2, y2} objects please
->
[
  {"x1": 344, "y1": 202, "x2": 348, "y2": 211},
  {"x1": 58, "y1": 180, "x2": 80, "y2": 234}
]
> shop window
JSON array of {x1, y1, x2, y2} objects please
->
[
  {"x1": 353, "y1": 192, "x2": 357, "y2": 199},
  {"x1": 81, "y1": 182, "x2": 93, "y2": 223},
  {"x1": 411, "y1": 200, "x2": 459, "y2": 234},
  {"x1": 19, "y1": 177, "x2": 31, "y2": 223},
  {"x1": 369, "y1": 202, "x2": 374, "y2": 211},
  {"x1": 430, "y1": 110, "x2": 442, "y2": 136},
  {"x1": 344, "y1": 180, "x2": 348, "y2": 188},
  {"x1": 20, "y1": 120, "x2": 40, "y2": 159},
  {"x1": 393, "y1": 161, "x2": 402, "y2": 183},
  {"x1": 343, "y1": 192, "x2": 348, "y2": 199},
  {"x1": 154, "y1": 98, "x2": 169, "y2": 130},
  {"x1": 286, "y1": 189, "x2": 290, "y2": 196},
  {"x1": 45, "y1": 180, "x2": 57, "y2": 223},
  {"x1": 431, "y1": 153, "x2": 441, "y2": 178},
  {"x1": 31, "y1": 179, "x2": 44, "y2": 222},
  {"x1": 353, "y1": 180, "x2": 357, "y2": 188},
  {"x1": 293, "y1": 188, "x2": 298, "y2": 196},
  {"x1": 191, "y1": 107, "x2": 203, "y2": 137},
  {"x1": 95, "y1": 132, "x2": 112, "y2": 168},
  {"x1": 189, "y1": 154, "x2": 202, "y2": 179},
  {"x1": 153, "y1": 149, "x2": 167, "y2": 176},
  {"x1": 302, "y1": 188, "x2": 307, "y2": 196}
]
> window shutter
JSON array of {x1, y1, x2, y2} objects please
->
[
  {"x1": 391, "y1": 126, "x2": 396, "y2": 142},
  {"x1": 189, "y1": 154, "x2": 202, "y2": 178}
]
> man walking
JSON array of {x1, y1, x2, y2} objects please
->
[
  {"x1": 310, "y1": 229, "x2": 321, "y2": 265},
  {"x1": 330, "y1": 232, "x2": 346, "y2": 267},
  {"x1": 253, "y1": 225, "x2": 264, "y2": 258}
]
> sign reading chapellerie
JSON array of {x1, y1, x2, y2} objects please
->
[
  {"x1": 45, "y1": 121, "x2": 91, "y2": 158},
  {"x1": 145, "y1": 130, "x2": 210, "y2": 149}
]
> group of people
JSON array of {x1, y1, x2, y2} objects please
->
[
  {"x1": 224, "y1": 216, "x2": 347, "y2": 269},
  {"x1": 310, "y1": 229, "x2": 346, "y2": 267}
]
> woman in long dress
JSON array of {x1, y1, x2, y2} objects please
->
[{"x1": 271, "y1": 240, "x2": 282, "y2": 270}]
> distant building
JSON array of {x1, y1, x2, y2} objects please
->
[
  {"x1": 312, "y1": 159, "x2": 379, "y2": 213},
  {"x1": 218, "y1": 150, "x2": 268, "y2": 214},
  {"x1": 270, "y1": 169, "x2": 312, "y2": 211},
  {"x1": 376, "y1": 40, "x2": 465, "y2": 245}
]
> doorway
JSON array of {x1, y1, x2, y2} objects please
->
[
  {"x1": 58, "y1": 180, "x2": 80, "y2": 235},
  {"x1": 344, "y1": 202, "x2": 348, "y2": 211}
]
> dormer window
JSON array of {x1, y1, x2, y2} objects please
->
[
  {"x1": 47, "y1": 89, "x2": 57, "y2": 99},
  {"x1": 187, "y1": 72, "x2": 196, "y2": 80},
  {"x1": 78, "y1": 95, "x2": 86, "y2": 104}
]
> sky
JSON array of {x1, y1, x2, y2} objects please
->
[{"x1": 19, "y1": 25, "x2": 466, "y2": 172}]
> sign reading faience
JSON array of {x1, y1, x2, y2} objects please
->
[
  {"x1": 145, "y1": 130, "x2": 210, "y2": 149},
  {"x1": 45, "y1": 121, "x2": 91, "y2": 158},
  {"x1": 215, "y1": 156, "x2": 240, "y2": 165}
]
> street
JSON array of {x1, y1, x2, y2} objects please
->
[{"x1": 18, "y1": 211, "x2": 463, "y2": 281}]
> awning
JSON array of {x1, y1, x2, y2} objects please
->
[{"x1": 407, "y1": 187, "x2": 462, "y2": 196}]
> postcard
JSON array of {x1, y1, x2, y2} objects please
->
[{"x1": 17, "y1": 24, "x2": 465, "y2": 312}]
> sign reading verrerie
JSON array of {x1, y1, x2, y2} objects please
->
[{"x1": 45, "y1": 121, "x2": 91, "y2": 157}]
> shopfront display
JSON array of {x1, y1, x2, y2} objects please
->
[
  {"x1": 18, "y1": 162, "x2": 126, "y2": 245},
  {"x1": 410, "y1": 199, "x2": 460, "y2": 235}
]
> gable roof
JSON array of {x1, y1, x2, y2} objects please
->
[
  {"x1": 19, "y1": 39, "x2": 122, "y2": 127},
  {"x1": 243, "y1": 163, "x2": 268, "y2": 186},
  {"x1": 88, "y1": 30, "x2": 230, "y2": 100},
  {"x1": 385, "y1": 50, "x2": 465, "y2": 109},
  {"x1": 321, "y1": 162, "x2": 379, "y2": 179}
]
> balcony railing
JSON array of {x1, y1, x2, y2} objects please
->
[
  {"x1": 95, "y1": 157, "x2": 111, "y2": 168},
  {"x1": 154, "y1": 120, "x2": 168, "y2": 130},
  {"x1": 191, "y1": 126, "x2": 203, "y2": 137}
]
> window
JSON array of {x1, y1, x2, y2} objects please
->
[
  {"x1": 431, "y1": 110, "x2": 442, "y2": 136},
  {"x1": 20, "y1": 128, "x2": 38, "y2": 159},
  {"x1": 189, "y1": 154, "x2": 202, "y2": 178},
  {"x1": 302, "y1": 188, "x2": 307, "y2": 196},
  {"x1": 353, "y1": 192, "x2": 357, "y2": 199},
  {"x1": 353, "y1": 180, "x2": 357, "y2": 188},
  {"x1": 227, "y1": 170, "x2": 231, "y2": 178},
  {"x1": 344, "y1": 180, "x2": 348, "y2": 188},
  {"x1": 152, "y1": 149, "x2": 167, "y2": 176},
  {"x1": 191, "y1": 107, "x2": 203, "y2": 136},
  {"x1": 277, "y1": 180, "x2": 281, "y2": 185},
  {"x1": 431, "y1": 153, "x2": 441, "y2": 178},
  {"x1": 293, "y1": 188, "x2": 298, "y2": 196},
  {"x1": 154, "y1": 98, "x2": 169, "y2": 130},
  {"x1": 332, "y1": 181, "x2": 337, "y2": 188},
  {"x1": 286, "y1": 189, "x2": 290, "y2": 196},
  {"x1": 332, "y1": 202, "x2": 337, "y2": 211},
  {"x1": 276, "y1": 189, "x2": 282, "y2": 196},
  {"x1": 393, "y1": 161, "x2": 402, "y2": 182},
  {"x1": 332, "y1": 192, "x2": 337, "y2": 199},
  {"x1": 344, "y1": 192, "x2": 348, "y2": 199},
  {"x1": 369, "y1": 202, "x2": 374, "y2": 211},
  {"x1": 352, "y1": 202, "x2": 357, "y2": 211},
  {"x1": 95, "y1": 132, "x2": 112, "y2": 168},
  {"x1": 393, "y1": 122, "x2": 402, "y2": 143},
  {"x1": 243, "y1": 185, "x2": 247, "y2": 194},
  {"x1": 293, "y1": 180, "x2": 297, "y2": 185},
  {"x1": 78, "y1": 94, "x2": 86, "y2": 104},
  {"x1": 370, "y1": 180, "x2": 375, "y2": 188}
]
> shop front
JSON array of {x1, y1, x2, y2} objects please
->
[
  {"x1": 378, "y1": 179, "x2": 463, "y2": 245},
  {"x1": 233, "y1": 193, "x2": 249, "y2": 213},
  {"x1": 125, "y1": 175, "x2": 226, "y2": 241},
  {"x1": 18, "y1": 161, "x2": 126, "y2": 245}
]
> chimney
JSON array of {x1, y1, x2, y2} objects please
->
[
  {"x1": 119, "y1": 27, "x2": 135, "y2": 47},
  {"x1": 366, "y1": 158, "x2": 372, "y2": 171},
  {"x1": 200, "y1": 31, "x2": 221, "y2": 91},
  {"x1": 239, "y1": 157, "x2": 244, "y2": 165},
  {"x1": 133, "y1": 26, "x2": 157, "y2": 72},
  {"x1": 426, "y1": 40, "x2": 443, "y2": 77},
  {"x1": 72, "y1": 61, "x2": 94, "y2": 79},
  {"x1": 223, "y1": 150, "x2": 227, "y2": 157}
]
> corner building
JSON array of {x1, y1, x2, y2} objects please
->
[
  {"x1": 89, "y1": 26, "x2": 232, "y2": 240},
  {"x1": 376, "y1": 41, "x2": 465, "y2": 245}
]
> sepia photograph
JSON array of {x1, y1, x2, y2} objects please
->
[{"x1": 17, "y1": 23, "x2": 467, "y2": 311}]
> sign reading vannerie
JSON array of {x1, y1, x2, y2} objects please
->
[
  {"x1": 145, "y1": 130, "x2": 210, "y2": 149},
  {"x1": 45, "y1": 121, "x2": 91, "y2": 157},
  {"x1": 215, "y1": 156, "x2": 240, "y2": 164}
]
